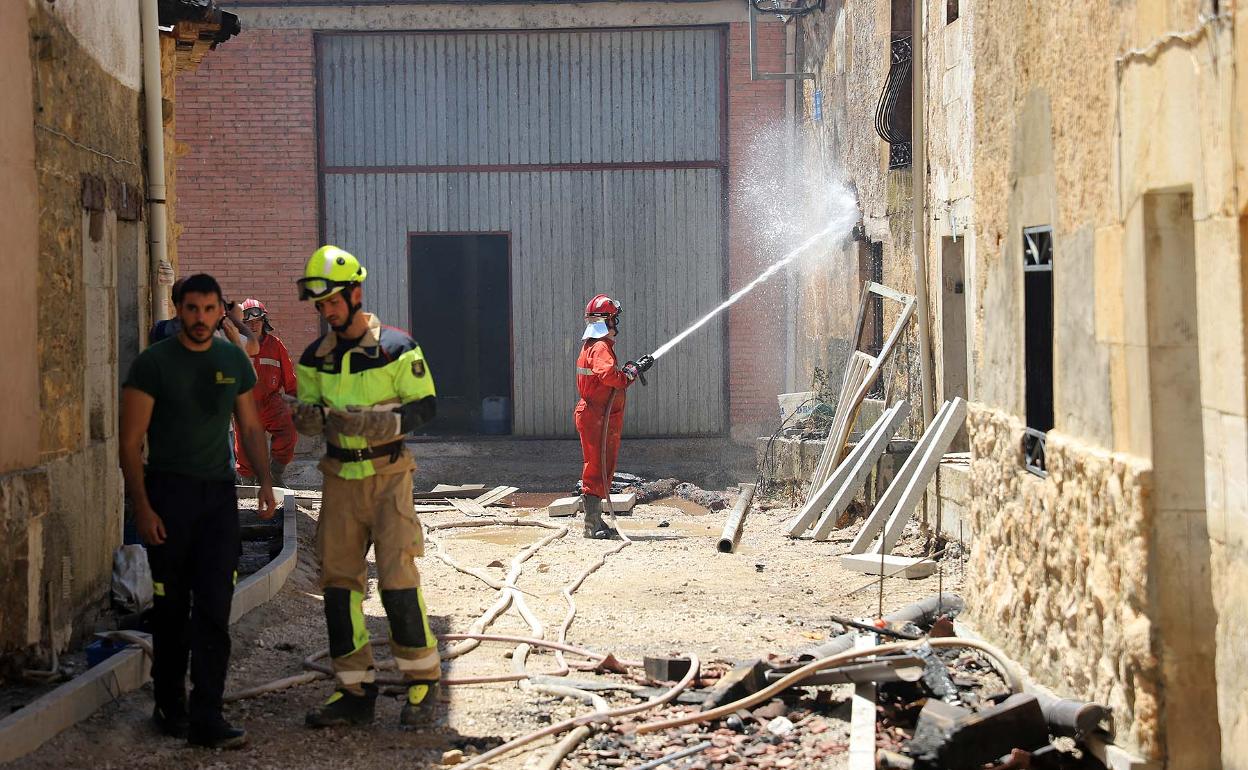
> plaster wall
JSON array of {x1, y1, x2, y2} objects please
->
[
  {"x1": 923, "y1": 0, "x2": 975, "y2": 408},
  {"x1": 44, "y1": 0, "x2": 143, "y2": 91},
  {"x1": 0, "y1": 0, "x2": 41, "y2": 475}
]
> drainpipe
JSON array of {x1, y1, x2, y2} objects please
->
[
  {"x1": 910, "y1": 0, "x2": 935, "y2": 427},
  {"x1": 140, "y1": 0, "x2": 170, "y2": 322}
]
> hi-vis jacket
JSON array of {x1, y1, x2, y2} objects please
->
[{"x1": 296, "y1": 313, "x2": 436, "y2": 480}]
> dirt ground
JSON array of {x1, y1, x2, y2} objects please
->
[{"x1": 8, "y1": 480, "x2": 964, "y2": 770}]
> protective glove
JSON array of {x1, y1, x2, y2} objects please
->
[
  {"x1": 291, "y1": 401, "x2": 325, "y2": 436},
  {"x1": 327, "y1": 407, "x2": 401, "y2": 443}
]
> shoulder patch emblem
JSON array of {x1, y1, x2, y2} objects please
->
[{"x1": 411, "y1": 360, "x2": 426, "y2": 377}]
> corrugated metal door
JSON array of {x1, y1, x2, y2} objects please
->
[{"x1": 318, "y1": 29, "x2": 726, "y2": 436}]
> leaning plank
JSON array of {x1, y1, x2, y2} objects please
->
[
  {"x1": 806, "y1": 352, "x2": 873, "y2": 499},
  {"x1": 450, "y1": 498, "x2": 489, "y2": 516},
  {"x1": 840, "y1": 553, "x2": 936, "y2": 579},
  {"x1": 787, "y1": 405, "x2": 893, "y2": 537},
  {"x1": 811, "y1": 401, "x2": 911, "y2": 540},
  {"x1": 823, "y1": 295, "x2": 916, "y2": 478},
  {"x1": 874, "y1": 397, "x2": 968, "y2": 554},
  {"x1": 847, "y1": 399, "x2": 956, "y2": 555},
  {"x1": 473, "y1": 486, "x2": 519, "y2": 508}
]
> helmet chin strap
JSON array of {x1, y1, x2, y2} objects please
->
[{"x1": 330, "y1": 287, "x2": 363, "y2": 334}]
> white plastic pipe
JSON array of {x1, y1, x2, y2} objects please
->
[{"x1": 140, "y1": 0, "x2": 170, "y2": 322}]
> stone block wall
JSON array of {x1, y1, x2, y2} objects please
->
[{"x1": 965, "y1": 406, "x2": 1160, "y2": 757}]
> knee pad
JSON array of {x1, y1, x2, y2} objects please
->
[
  {"x1": 324, "y1": 587, "x2": 370, "y2": 659},
  {"x1": 380, "y1": 588, "x2": 434, "y2": 649}
]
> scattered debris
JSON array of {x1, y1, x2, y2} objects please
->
[{"x1": 767, "y1": 715, "x2": 796, "y2": 736}]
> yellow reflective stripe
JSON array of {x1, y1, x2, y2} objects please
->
[
  {"x1": 416, "y1": 587, "x2": 436, "y2": 649},
  {"x1": 153, "y1": 581, "x2": 165, "y2": 597},
  {"x1": 407, "y1": 683, "x2": 432, "y2": 705},
  {"x1": 233, "y1": 571, "x2": 238, "y2": 586},
  {"x1": 577, "y1": 368, "x2": 594, "y2": 376},
  {"x1": 325, "y1": 691, "x2": 344, "y2": 705},
  {"x1": 349, "y1": 590, "x2": 369, "y2": 655}
]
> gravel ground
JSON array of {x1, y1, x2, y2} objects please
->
[{"x1": 7, "y1": 491, "x2": 964, "y2": 770}]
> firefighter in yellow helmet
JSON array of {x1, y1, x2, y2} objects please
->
[{"x1": 290, "y1": 246, "x2": 441, "y2": 728}]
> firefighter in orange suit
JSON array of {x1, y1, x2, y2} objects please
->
[
  {"x1": 575, "y1": 294, "x2": 652, "y2": 539},
  {"x1": 234, "y1": 298, "x2": 298, "y2": 487}
]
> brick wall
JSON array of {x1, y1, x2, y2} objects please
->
[
  {"x1": 175, "y1": 29, "x2": 320, "y2": 356},
  {"x1": 726, "y1": 21, "x2": 787, "y2": 435}
]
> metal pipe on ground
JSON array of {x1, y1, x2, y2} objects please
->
[
  {"x1": 796, "y1": 593, "x2": 964, "y2": 660},
  {"x1": 717, "y1": 483, "x2": 756, "y2": 553}
]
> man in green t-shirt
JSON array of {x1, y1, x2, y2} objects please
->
[{"x1": 120, "y1": 273, "x2": 277, "y2": 750}]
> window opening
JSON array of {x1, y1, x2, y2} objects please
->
[{"x1": 1022, "y1": 226, "x2": 1053, "y2": 476}]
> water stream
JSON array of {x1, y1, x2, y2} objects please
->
[{"x1": 648, "y1": 187, "x2": 859, "y2": 362}]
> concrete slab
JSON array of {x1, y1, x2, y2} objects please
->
[
  {"x1": 548, "y1": 496, "x2": 582, "y2": 517},
  {"x1": 839, "y1": 553, "x2": 937, "y2": 579},
  {"x1": 547, "y1": 494, "x2": 636, "y2": 517}
]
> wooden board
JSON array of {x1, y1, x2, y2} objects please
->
[
  {"x1": 811, "y1": 400, "x2": 911, "y2": 540},
  {"x1": 787, "y1": 404, "x2": 894, "y2": 537},
  {"x1": 848, "y1": 399, "x2": 957, "y2": 555}
]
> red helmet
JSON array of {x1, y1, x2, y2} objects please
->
[
  {"x1": 584, "y1": 293, "x2": 621, "y2": 319},
  {"x1": 240, "y1": 298, "x2": 267, "y2": 320},
  {"x1": 240, "y1": 298, "x2": 273, "y2": 333}
]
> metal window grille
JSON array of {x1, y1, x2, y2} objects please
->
[
  {"x1": 875, "y1": 36, "x2": 913, "y2": 169},
  {"x1": 1022, "y1": 428, "x2": 1047, "y2": 477},
  {"x1": 1023, "y1": 227, "x2": 1054, "y2": 272}
]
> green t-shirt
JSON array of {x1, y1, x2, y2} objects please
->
[{"x1": 124, "y1": 336, "x2": 256, "y2": 481}]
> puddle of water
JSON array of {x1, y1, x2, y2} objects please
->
[
  {"x1": 446, "y1": 527, "x2": 548, "y2": 547},
  {"x1": 646, "y1": 496, "x2": 712, "y2": 516},
  {"x1": 618, "y1": 518, "x2": 718, "y2": 538}
]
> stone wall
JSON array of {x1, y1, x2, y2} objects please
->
[{"x1": 965, "y1": 406, "x2": 1159, "y2": 755}]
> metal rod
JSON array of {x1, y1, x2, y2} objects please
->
[
  {"x1": 629, "y1": 740, "x2": 713, "y2": 770},
  {"x1": 717, "y1": 483, "x2": 757, "y2": 553},
  {"x1": 829, "y1": 614, "x2": 921, "y2": 640}
]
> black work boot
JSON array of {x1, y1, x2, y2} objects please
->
[
  {"x1": 398, "y1": 681, "x2": 441, "y2": 727},
  {"x1": 270, "y1": 461, "x2": 287, "y2": 488},
  {"x1": 581, "y1": 496, "x2": 620, "y2": 540},
  {"x1": 152, "y1": 702, "x2": 189, "y2": 739},
  {"x1": 305, "y1": 684, "x2": 378, "y2": 728},
  {"x1": 187, "y1": 717, "x2": 247, "y2": 749}
]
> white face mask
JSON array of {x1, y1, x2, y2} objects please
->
[{"x1": 582, "y1": 320, "x2": 610, "y2": 340}]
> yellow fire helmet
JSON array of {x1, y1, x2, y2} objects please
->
[{"x1": 297, "y1": 245, "x2": 368, "y2": 302}]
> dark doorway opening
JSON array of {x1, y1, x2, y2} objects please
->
[{"x1": 408, "y1": 233, "x2": 512, "y2": 435}]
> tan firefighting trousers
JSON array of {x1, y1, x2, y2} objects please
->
[{"x1": 315, "y1": 469, "x2": 440, "y2": 688}]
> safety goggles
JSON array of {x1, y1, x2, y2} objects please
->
[
  {"x1": 297, "y1": 277, "x2": 353, "y2": 302},
  {"x1": 242, "y1": 306, "x2": 266, "y2": 321}
]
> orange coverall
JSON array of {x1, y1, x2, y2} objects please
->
[
  {"x1": 235, "y1": 332, "x2": 298, "y2": 477},
  {"x1": 574, "y1": 338, "x2": 632, "y2": 498}
]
